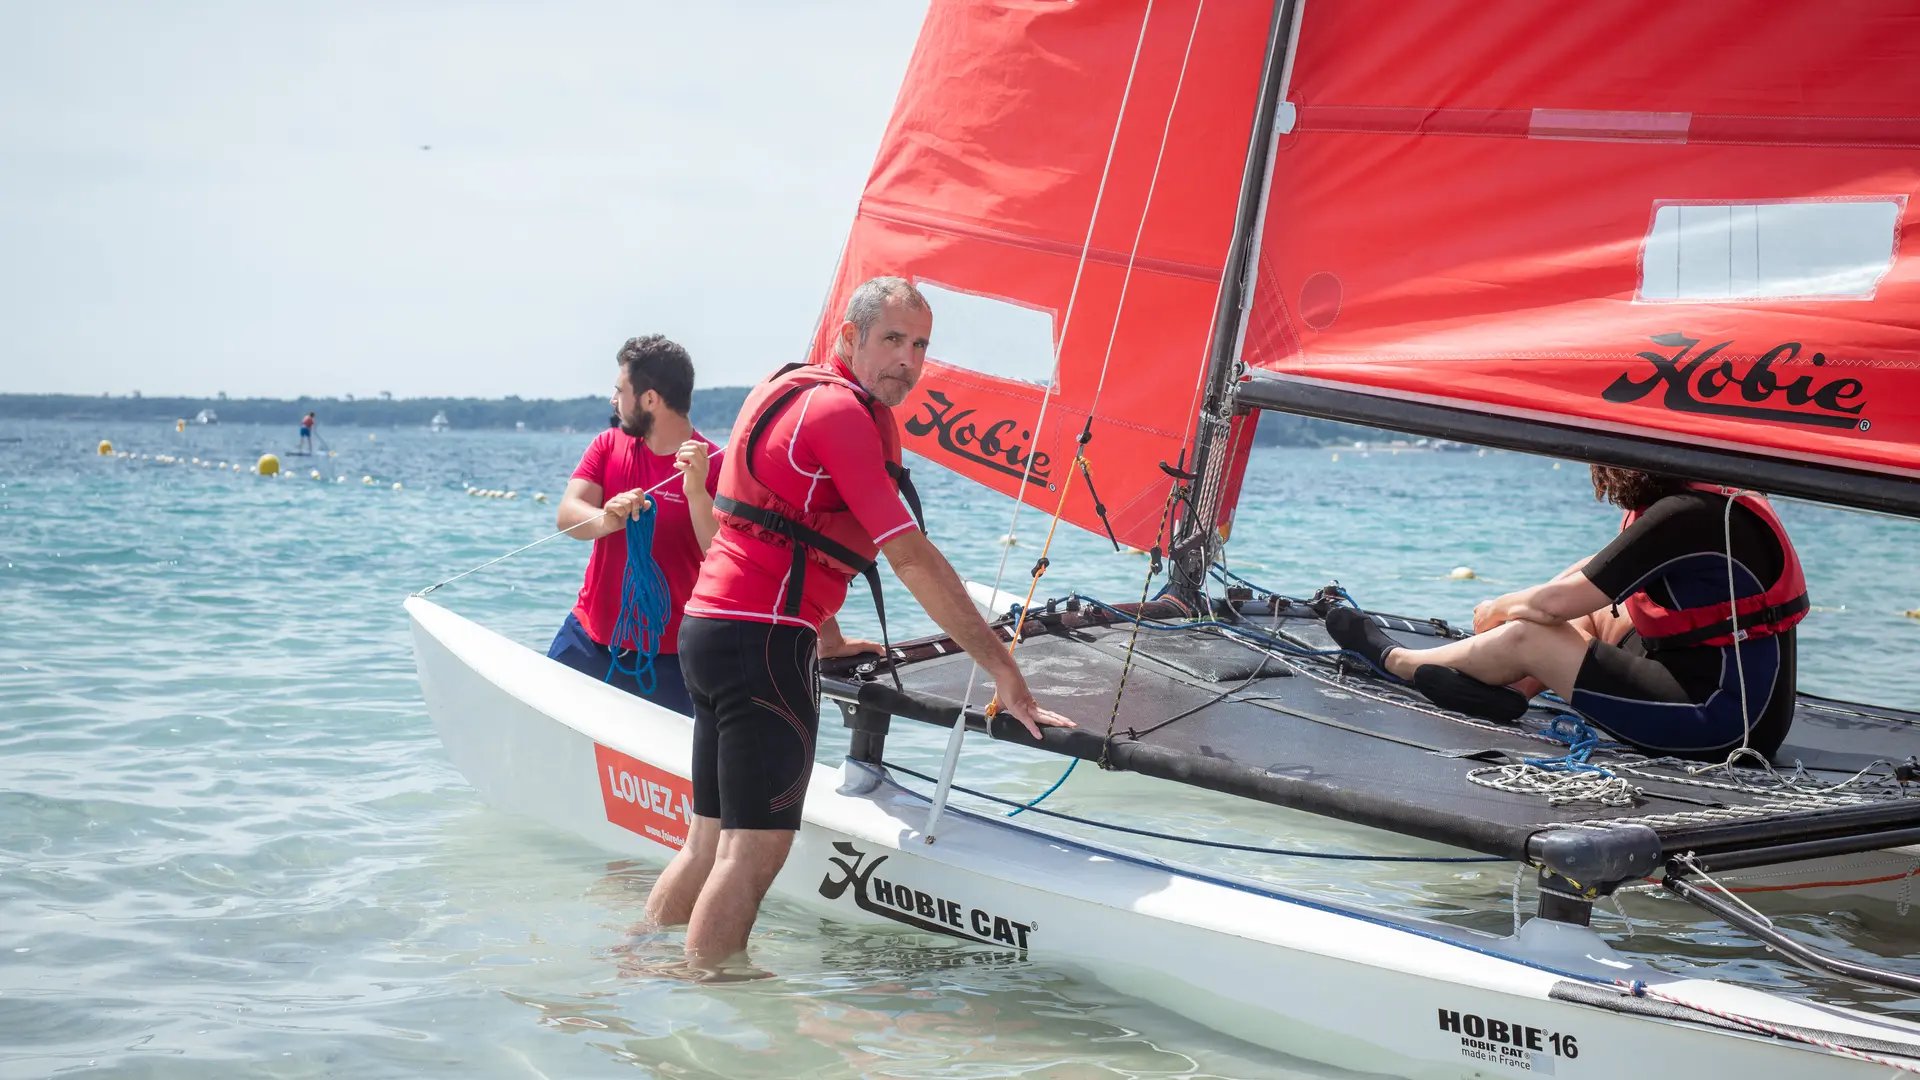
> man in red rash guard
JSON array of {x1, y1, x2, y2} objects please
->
[
  {"x1": 549, "y1": 335, "x2": 719, "y2": 716},
  {"x1": 648, "y1": 277, "x2": 1073, "y2": 967}
]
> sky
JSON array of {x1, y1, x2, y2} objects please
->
[{"x1": 0, "y1": 1, "x2": 929, "y2": 398}]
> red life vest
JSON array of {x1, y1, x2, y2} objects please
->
[
  {"x1": 712, "y1": 361, "x2": 924, "y2": 673},
  {"x1": 1620, "y1": 483, "x2": 1808, "y2": 652}
]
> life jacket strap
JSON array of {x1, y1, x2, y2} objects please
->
[
  {"x1": 1638, "y1": 593, "x2": 1809, "y2": 653},
  {"x1": 713, "y1": 494, "x2": 900, "y2": 688},
  {"x1": 887, "y1": 461, "x2": 926, "y2": 534}
]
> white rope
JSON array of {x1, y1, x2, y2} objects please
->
[
  {"x1": 924, "y1": 0, "x2": 1177, "y2": 842},
  {"x1": 1085, "y1": 0, "x2": 1209, "y2": 409},
  {"x1": 413, "y1": 448, "x2": 723, "y2": 598},
  {"x1": 1467, "y1": 762, "x2": 1641, "y2": 807},
  {"x1": 1608, "y1": 893, "x2": 1636, "y2": 939},
  {"x1": 1723, "y1": 488, "x2": 1752, "y2": 753}
]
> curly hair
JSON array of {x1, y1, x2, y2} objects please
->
[
  {"x1": 1589, "y1": 464, "x2": 1689, "y2": 510},
  {"x1": 616, "y1": 334, "x2": 694, "y2": 416}
]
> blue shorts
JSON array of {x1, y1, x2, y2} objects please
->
[
  {"x1": 546, "y1": 613, "x2": 694, "y2": 717},
  {"x1": 299, "y1": 427, "x2": 311, "y2": 437},
  {"x1": 1570, "y1": 634, "x2": 1782, "y2": 759}
]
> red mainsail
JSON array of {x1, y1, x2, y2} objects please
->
[
  {"x1": 815, "y1": 0, "x2": 1280, "y2": 550},
  {"x1": 1240, "y1": 1, "x2": 1920, "y2": 487}
]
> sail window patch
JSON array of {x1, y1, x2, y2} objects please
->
[
  {"x1": 916, "y1": 282, "x2": 1058, "y2": 386},
  {"x1": 1637, "y1": 198, "x2": 1903, "y2": 302}
]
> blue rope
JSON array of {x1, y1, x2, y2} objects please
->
[
  {"x1": 1520, "y1": 715, "x2": 1628, "y2": 774},
  {"x1": 1006, "y1": 759, "x2": 1077, "y2": 817},
  {"x1": 606, "y1": 505, "x2": 672, "y2": 694}
]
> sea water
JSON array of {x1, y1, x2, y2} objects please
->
[{"x1": 3, "y1": 419, "x2": 1916, "y2": 1079}]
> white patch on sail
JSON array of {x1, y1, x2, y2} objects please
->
[
  {"x1": 1637, "y1": 198, "x2": 1903, "y2": 302},
  {"x1": 916, "y1": 281, "x2": 1058, "y2": 386}
]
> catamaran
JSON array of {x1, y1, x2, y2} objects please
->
[{"x1": 410, "y1": 1, "x2": 1920, "y2": 1075}]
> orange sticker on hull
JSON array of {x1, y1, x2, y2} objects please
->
[{"x1": 594, "y1": 744, "x2": 693, "y2": 850}]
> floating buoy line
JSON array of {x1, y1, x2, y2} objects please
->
[{"x1": 90, "y1": 441, "x2": 407, "y2": 492}]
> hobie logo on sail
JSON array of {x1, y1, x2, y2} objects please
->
[
  {"x1": 904, "y1": 390, "x2": 1053, "y2": 486},
  {"x1": 593, "y1": 744, "x2": 693, "y2": 850},
  {"x1": 818, "y1": 842, "x2": 1035, "y2": 949},
  {"x1": 1601, "y1": 333, "x2": 1870, "y2": 431}
]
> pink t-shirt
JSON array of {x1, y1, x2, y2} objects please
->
[
  {"x1": 570, "y1": 427, "x2": 720, "y2": 653},
  {"x1": 686, "y1": 361, "x2": 920, "y2": 630}
]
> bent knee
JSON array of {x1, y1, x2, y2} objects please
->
[{"x1": 1498, "y1": 618, "x2": 1584, "y2": 655}]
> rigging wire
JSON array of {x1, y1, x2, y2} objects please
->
[
  {"x1": 988, "y1": 0, "x2": 1210, "y2": 713},
  {"x1": 924, "y1": 0, "x2": 1182, "y2": 839},
  {"x1": 413, "y1": 448, "x2": 724, "y2": 598},
  {"x1": 1100, "y1": 480, "x2": 1187, "y2": 767}
]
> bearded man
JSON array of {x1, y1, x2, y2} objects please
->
[{"x1": 549, "y1": 334, "x2": 719, "y2": 716}]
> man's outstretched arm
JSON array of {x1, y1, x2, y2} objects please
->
[{"x1": 879, "y1": 530, "x2": 1074, "y2": 738}]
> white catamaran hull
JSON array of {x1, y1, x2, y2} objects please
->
[{"x1": 408, "y1": 597, "x2": 1920, "y2": 1078}]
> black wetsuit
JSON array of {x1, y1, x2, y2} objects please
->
[{"x1": 1573, "y1": 491, "x2": 1798, "y2": 759}]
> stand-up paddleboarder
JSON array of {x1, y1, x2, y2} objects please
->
[
  {"x1": 650, "y1": 277, "x2": 1074, "y2": 968},
  {"x1": 298, "y1": 411, "x2": 316, "y2": 455}
]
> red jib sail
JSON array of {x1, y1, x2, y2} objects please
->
[
  {"x1": 813, "y1": 0, "x2": 1279, "y2": 551},
  {"x1": 1240, "y1": 1, "x2": 1920, "y2": 486}
]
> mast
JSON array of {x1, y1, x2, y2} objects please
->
[{"x1": 1168, "y1": 0, "x2": 1302, "y2": 606}]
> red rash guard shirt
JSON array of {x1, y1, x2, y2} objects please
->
[
  {"x1": 569, "y1": 427, "x2": 720, "y2": 653},
  {"x1": 686, "y1": 362, "x2": 920, "y2": 630}
]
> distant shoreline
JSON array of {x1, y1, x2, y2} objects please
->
[
  {"x1": 0, "y1": 390, "x2": 752, "y2": 437},
  {"x1": 0, "y1": 391, "x2": 1390, "y2": 447}
]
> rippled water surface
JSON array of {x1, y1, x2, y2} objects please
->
[{"x1": 4, "y1": 419, "x2": 1917, "y2": 1079}]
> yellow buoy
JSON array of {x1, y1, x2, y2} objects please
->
[
  {"x1": 310, "y1": 469, "x2": 321, "y2": 480},
  {"x1": 176, "y1": 419, "x2": 186, "y2": 432},
  {"x1": 257, "y1": 454, "x2": 280, "y2": 476},
  {"x1": 391, "y1": 482, "x2": 403, "y2": 491},
  {"x1": 1330, "y1": 453, "x2": 1340, "y2": 462},
  {"x1": 1552, "y1": 462, "x2": 1562, "y2": 470},
  {"x1": 96, "y1": 439, "x2": 113, "y2": 455},
  {"x1": 505, "y1": 491, "x2": 517, "y2": 500},
  {"x1": 533, "y1": 493, "x2": 548, "y2": 503},
  {"x1": 362, "y1": 476, "x2": 373, "y2": 485},
  {"x1": 1449, "y1": 566, "x2": 1477, "y2": 580}
]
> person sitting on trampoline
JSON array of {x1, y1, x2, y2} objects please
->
[{"x1": 1326, "y1": 465, "x2": 1807, "y2": 761}]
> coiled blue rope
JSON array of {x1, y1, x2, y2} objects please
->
[
  {"x1": 606, "y1": 505, "x2": 672, "y2": 694},
  {"x1": 1523, "y1": 715, "x2": 1628, "y2": 774}
]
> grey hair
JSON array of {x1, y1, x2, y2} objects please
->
[{"x1": 843, "y1": 276, "x2": 930, "y2": 346}]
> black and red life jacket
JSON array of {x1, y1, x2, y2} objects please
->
[
  {"x1": 711, "y1": 361, "x2": 924, "y2": 676},
  {"x1": 1620, "y1": 483, "x2": 1808, "y2": 652}
]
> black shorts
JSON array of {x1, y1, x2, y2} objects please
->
[
  {"x1": 1570, "y1": 630, "x2": 1787, "y2": 759},
  {"x1": 679, "y1": 616, "x2": 820, "y2": 831}
]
